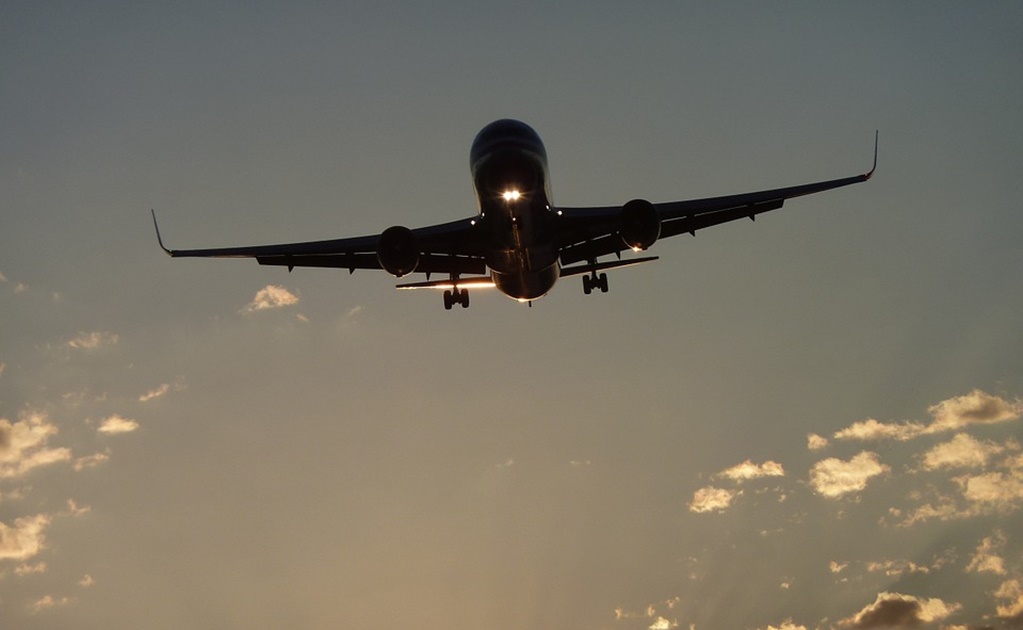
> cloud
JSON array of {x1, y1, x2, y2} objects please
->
[
  {"x1": 66, "y1": 499, "x2": 91, "y2": 517},
  {"x1": 830, "y1": 561, "x2": 849, "y2": 574},
  {"x1": 757, "y1": 621, "x2": 807, "y2": 630},
  {"x1": 995, "y1": 579, "x2": 1023, "y2": 622},
  {"x1": 688, "y1": 486, "x2": 737, "y2": 513},
  {"x1": 32, "y1": 594, "x2": 71, "y2": 612},
  {"x1": 73, "y1": 451, "x2": 110, "y2": 471},
  {"x1": 840, "y1": 592, "x2": 961, "y2": 628},
  {"x1": 956, "y1": 470, "x2": 1023, "y2": 511},
  {"x1": 15, "y1": 561, "x2": 47, "y2": 576},
  {"x1": 966, "y1": 530, "x2": 1006, "y2": 575},
  {"x1": 648, "y1": 617, "x2": 679, "y2": 630},
  {"x1": 928, "y1": 389, "x2": 1023, "y2": 432},
  {"x1": 0, "y1": 513, "x2": 51, "y2": 562},
  {"x1": 834, "y1": 390, "x2": 1021, "y2": 443},
  {"x1": 244, "y1": 284, "x2": 299, "y2": 312},
  {"x1": 807, "y1": 433, "x2": 829, "y2": 450},
  {"x1": 97, "y1": 414, "x2": 139, "y2": 435},
  {"x1": 864, "y1": 558, "x2": 939, "y2": 577},
  {"x1": 893, "y1": 500, "x2": 960, "y2": 528},
  {"x1": 66, "y1": 331, "x2": 119, "y2": 350},
  {"x1": 834, "y1": 418, "x2": 927, "y2": 442},
  {"x1": 810, "y1": 451, "x2": 889, "y2": 498},
  {"x1": 921, "y1": 434, "x2": 1014, "y2": 471},
  {"x1": 0, "y1": 412, "x2": 73, "y2": 479},
  {"x1": 78, "y1": 574, "x2": 94, "y2": 588},
  {"x1": 139, "y1": 383, "x2": 171, "y2": 402},
  {"x1": 138, "y1": 381, "x2": 185, "y2": 402},
  {"x1": 717, "y1": 459, "x2": 785, "y2": 482}
]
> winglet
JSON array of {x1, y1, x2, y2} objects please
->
[
  {"x1": 151, "y1": 209, "x2": 173, "y2": 255},
  {"x1": 865, "y1": 130, "x2": 878, "y2": 179}
]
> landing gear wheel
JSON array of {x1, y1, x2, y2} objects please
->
[
  {"x1": 583, "y1": 273, "x2": 609, "y2": 295},
  {"x1": 443, "y1": 288, "x2": 470, "y2": 310}
]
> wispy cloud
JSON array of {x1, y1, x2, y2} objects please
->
[
  {"x1": 73, "y1": 451, "x2": 110, "y2": 471},
  {"x1": 809, "y1": 451, "x2": 889, "y2": 498},
  {"x1": 66, "y1": 331, "x2": 119, "y2": 350},
  {"x1": 138, "y1": 380, "x2": 185, "y2": 402},
  {"x1": 0, "y1": 412, "x2": 72, "y2": 479},
  {"x1": 243, "y1": 284, "x2": 299, "y2": 312},
  {"x1": 139, "y1": 383, "x2": 171, "y2": 402},
  {"x1": 966, "y1": 530, "x2": 1006, "y2": 575},
  {"x1": 15, "y1": 561, "x2": 47, "y2": 576},
  {"x1": 66, "y1": 499, "x2": 91, "y2": 517},
  {"x1": 839, "y1": 592, "x2": 960, "y2": 628},
  {"x1": 31, "y1": 593, "x2": 71, "y2": 613},
  {"x1": 96, "y1": 414, "x2": 139, "y2": 435},
  {"x1": 716, "y1": 459, "x2": 785, "y2": 482},
  {"x1": 834, "y1": 418, "x2": 926, "y2": 442}
]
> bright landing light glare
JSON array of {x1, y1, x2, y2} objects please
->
[{"x1": 502, "y1": 190, "x2": 521, "y2": 201}]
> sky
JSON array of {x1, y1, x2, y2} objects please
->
[{"x1": 2, "y1": 3, "x2": 1023, "y2": 629}]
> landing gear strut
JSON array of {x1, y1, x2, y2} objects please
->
[
  {"x1": 582, "y1": 272, "x2": 609, "y2": 295},
  {"x1": 443, "y1": 287, "x2": 470, "y2": 310}
]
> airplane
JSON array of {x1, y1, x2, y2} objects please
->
[{"x1": 153, "y1": 119, "x2": 876, "y2": 309}]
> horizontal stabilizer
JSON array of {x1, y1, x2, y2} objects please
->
[
  {"x1": 395, "y1": 276, "x2": 495, "y2": 291},
  {"x1": 560, "y1": 256, "x2": 659, "y2": 278}
]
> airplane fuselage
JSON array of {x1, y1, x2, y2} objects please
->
[{"x1": 469, "y1": 119, "x2": 560, "y2": 301}]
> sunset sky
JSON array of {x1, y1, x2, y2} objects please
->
[{"x1": 2, "y1": 4, "x2": 1022, "y2": 629}]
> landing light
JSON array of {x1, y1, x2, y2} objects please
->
[{"x1": 502, "y1": 190, "x2": 521, "y2": 201}]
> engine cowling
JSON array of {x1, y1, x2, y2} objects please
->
[
  {"x1": 376, "y1": 225, "x2": 420, "y2": 277},
  {"x1": 619, "y1": 198, "x2": 661, "y2": 251}
]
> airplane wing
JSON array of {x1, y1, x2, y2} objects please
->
[
  {"x1": 556, "y1": 134, "x2": 877, "y2": 266},
  {"x1": 152, "y1": 211, "x2": 488, "y2": 276}
]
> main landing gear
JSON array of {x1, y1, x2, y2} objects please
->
[
  {"x1": 582, "y1": 271, "x2": 609, "y2": 295},
  {"x1": 443, "y1": 287, "x2": 470, "y2": 310}
]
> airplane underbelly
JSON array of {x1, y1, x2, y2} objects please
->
[{"x1": 491, "y1": 264, "x2": 558, "y2": 301}]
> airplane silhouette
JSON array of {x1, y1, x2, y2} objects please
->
[{"x1": 154, "y1": 119, "x2": 875, "y2": 309}]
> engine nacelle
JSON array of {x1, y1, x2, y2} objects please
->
[
  {"x1": 620, "y1": 198, "x2": 661, "y2": 251},
  {"x1": 376, "y1": 225, "x2": 420, "y2": 277}
]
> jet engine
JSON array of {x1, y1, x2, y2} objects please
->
[
  {"x1": 376, "y1": 225, "x2": 420, "y2": 277},
  {"x1": 619, "y1": 198, "x2": 661, "y2": 251}
]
